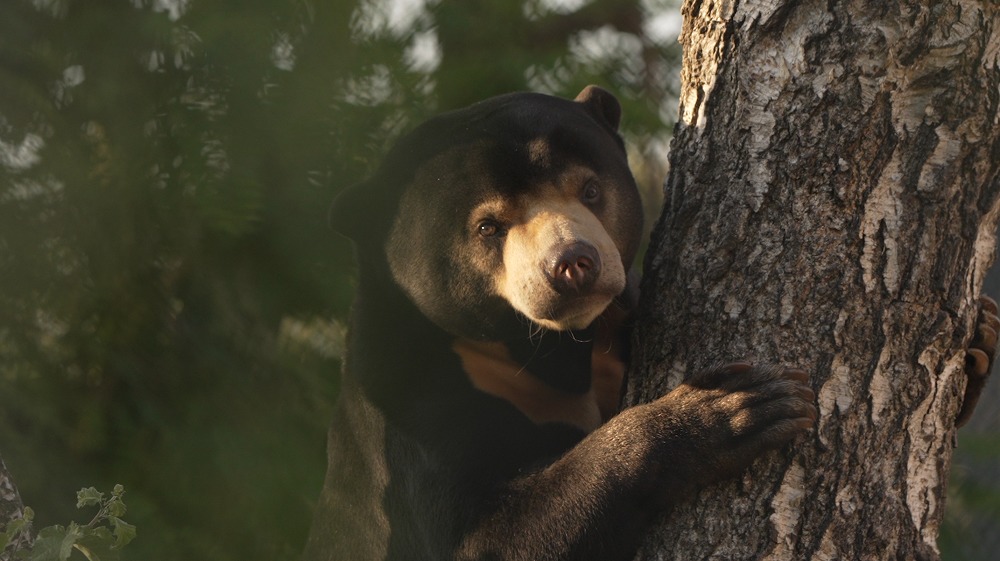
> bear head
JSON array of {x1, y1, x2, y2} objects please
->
[{"x1": 331, "y1": 86, "x2": 643, "y2": 341}]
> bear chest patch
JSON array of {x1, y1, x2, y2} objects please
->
[{"x1": 452, "y1": 325, "x2": 624, "y2": 433}]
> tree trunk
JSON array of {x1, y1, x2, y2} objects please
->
[
  {"x1": 625, "y1": 1, "x2": 1000, "y2": 559},
  {"x1": 1, "y1": 453, "x2": 28, "y2": 560}
]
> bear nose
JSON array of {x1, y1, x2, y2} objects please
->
[{"x1": 546, "y1": 242, "x2": 602, "y2": 294}]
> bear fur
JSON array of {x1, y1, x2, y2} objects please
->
[{"x1": 301, "y1": 86, "x2": 819, "y2": 561}]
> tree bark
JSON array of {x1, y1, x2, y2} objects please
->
[
  {"x1": 1, "y1": 453, "x2": 28, "y2": 560},
  {"x1": 626, "y1": 1, "x2": 1000, "y2": 559}
]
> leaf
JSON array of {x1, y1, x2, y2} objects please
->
[
  {"x1": 105, "y1": 499, "x2": 126, "y2": 519},
  {"x1": 108, "y1": 518, "x2": 136, "y2": 550},
  {"x1": 76, "y1": 488, "x2": 104, "y2": 509},
  {"x1": 61, "y1": 523, "x2": 84, "y2": 561},
  {"x1": 74, "y1": 528, "x2": 120, "y2": 561},
  {"x1": 27, "y1": 524, "x2": 83, "y2": 561},
  {"x1": 71, "y1": 544, "x2": 99, "y2": 561},
  {"x1": 1, "y1": 516, "x2": 28, "y2": 551},
  {"x1": 26, "y1": 525, "x2": 65, "y2": 561}
]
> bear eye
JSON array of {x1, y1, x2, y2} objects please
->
[
  {"x1": 581, "y1": 180, "x2": 601, "y2": 205},
  {"x1": 477, "y1": 220, "x2": 504, "y2": 238}
]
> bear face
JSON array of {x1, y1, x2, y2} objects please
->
[{"x1": 332, "y1": 86, "x2": 643, "y2": 340}]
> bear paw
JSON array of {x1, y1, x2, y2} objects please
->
[
  {"x1": 649, "y1": 362, "x2": 817, "y2": 488},
  {"x1": 956, "y1": 296, "x2": 999, "y2": 428}
]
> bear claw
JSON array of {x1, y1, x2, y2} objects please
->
[{"x1": 956, "y1": 296, "x2": 998, "y2": 428}]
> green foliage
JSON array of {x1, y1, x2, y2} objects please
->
[
  {"x1": 941, "y1": 430, "x2": 1000, "y2": 561},
  {"x1": 1, "y1": 486, "x2": 135, "y2": 561},
  {"x1": 0, "y1": 507, "x2": 33, "y2": 554}
]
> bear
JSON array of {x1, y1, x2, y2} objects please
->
[{"x1": 301, "y1": 86, "x2": 994, "y2": 561}]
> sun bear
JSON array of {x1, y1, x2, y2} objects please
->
[{"x1": 302, "y1": 86, "x2": 993, "y2": 561}]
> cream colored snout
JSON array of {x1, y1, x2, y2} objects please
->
[{"x1": 498, "y1": 199, "x2": 625, "y2": 331}]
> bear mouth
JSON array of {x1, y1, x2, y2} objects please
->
[{"x1": 527, "y1": 291, "x2": 616, "y2": 331}]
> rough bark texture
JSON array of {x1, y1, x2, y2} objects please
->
[
  {"x1": 625, "y1": 1, "x2": 1000, "y2": 559},
  {"x1": 1, "y1": 453, "x2": 28, "y2": 560}
]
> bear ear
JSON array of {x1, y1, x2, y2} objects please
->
[{"x1": 574, "y1": 85, "x2": 622, "y2": 132}]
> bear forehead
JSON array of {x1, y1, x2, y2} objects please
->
[
  {"x1": 420, "y1": 139, "x2": 588, "y2": 192},
  {"x1": 402, "y1": 128, "x2": 624, "y2": 211},
  {"x1": 385, "y1": 93, "x2": 623, "y2": 185}
]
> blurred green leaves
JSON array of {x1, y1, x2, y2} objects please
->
[
  {"x1": 2, "y1": 485, "x2": 135, "y2": 561},
  {"x1": 73, "y1": 490, "x2": 102, "y2": 510}
]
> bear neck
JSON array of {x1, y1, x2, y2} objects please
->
[
  {"x1": 502, "y1": 329, "x2": 594, "y2": 394},
  {"x1": 346, "y1": 256, "x2": 596, "y2": 406}
]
